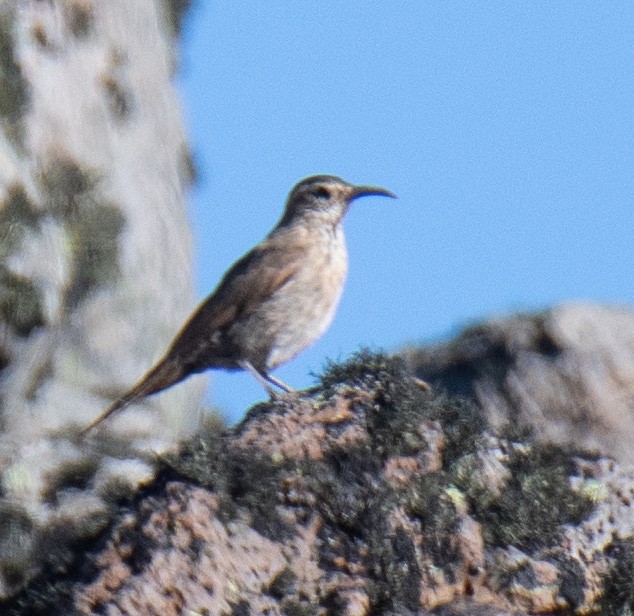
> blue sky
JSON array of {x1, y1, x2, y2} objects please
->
[{"x1": 177, "y1": 2, "x2": 633, "y2": 422}]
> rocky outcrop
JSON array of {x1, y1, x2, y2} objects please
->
[
  {"x1": 405, "y1": 303, "x2": 634, "y2": 463},
  {"x1": 3, "y1": 350, "x2": 634, "y2": 615}
]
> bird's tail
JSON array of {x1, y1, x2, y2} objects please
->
[{"x1": 79, "y1": 356, "x2": 184, "y2": 437}]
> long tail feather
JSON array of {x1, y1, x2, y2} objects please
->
[{"x1": 79, "y1": 357, "x2": 184, "y2": 437}]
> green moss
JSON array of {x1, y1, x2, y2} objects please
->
[
  {"x1": 292, "y1": 445, "x2": 424, "y2": 611},
  {"x1": 315, "y1": 350, "x2": 492, "y2": 610},
  {"x1": 101, "y1": 74, "x2": 132, "y2": 121},
  {"x1": 2, "y1": 581, "x2": 81, "y2": 616},
  {"x1": 360, "y1": 469, "x2": 463, "y2": 609},
  {"x1": 318, "y1": 347, "x2": 405, "y2": 392},
  {"x1": 222, "y1": 448, "x2": 294, "y2": 539},
  {"x1": 63, "y1": 203, "x2": 125, "y2": 307},
  {"x1": 165, "y1": 0, "x2": 194, "y2": 37},
  {"x1": 266, "y1": 567, "x2": 297, "y2": 599},
  {"x1": 66, "y1": 2, "x2": 94, "y2": 38},
  {"x1": 318, "y1": 351, "x2": 594, "y2": 577},
  {"x1": 41, "y1": 458, "x2": 100, "y2": 505},
  {"x1": 318, "y1": 349, "x2": 487, "y2": 463},
  {"x1": 403, "y1": 473, "x2": 462, "y2": 566},
  {"x1": 473, "y1": 443, "x2": 595, "y2": 552},
  {"x1": 160, "y1": 425, "x2": 224, "y2": 488},
  {"x1": 0, "y1": 185, "x2": 45, "y2": 335},
  {"x1": 319, "y1": 349, "x2": 429, "y2": 457},
  {"x1": 281, "y1": 600, "x2": 319, "y2": 616},
  {"x1": 366, "y1": 522, "x2": 421, "y2": 612},
  {"x1": 160, "y1": 420, "x2": 293, "y2": 540},
  {"x1": 449, "y1": 453, "x2": 497, "y2": 512},
  {"x1": 0, "y1": 503, "x2": 35, "y2": 590},
  {"x1": 39, "y1": 158, "x2": 100, "y2": 218},
  {"x1": 39, "y1": 157, "x2": 125, "y2": 308},
  {"x1": 599, "y1": 538, "x2": 634, "y2": 615},
  {"x1": 0, "y1": 268, "x2": 45, "y2": 336},
  {"x1": 556, "y1": 556, "x2": 587, "y2": 610},
  {"x1": 306, "y1": 446, "x2": 380, "y2": 532},
  {"x1": 426, "y1": 394, "x2": 486, "y2": 465},
  {"x1": 0, "y1": 13, "x2": 29, "y2": 121},
  {"x1": 0, "y1": 184, "x2": 41, "y2": 259}
]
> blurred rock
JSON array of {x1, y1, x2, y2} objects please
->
[
  {"x1": 0, "y1": 0, "x2": 204, "y2": 600},
  {"x1": 404, "y1": 303, "x2": 634, "y2": 463},
  {"x1": 0, "y1": 0, "x2": 203, "y2": 440}
]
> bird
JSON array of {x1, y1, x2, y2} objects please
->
[{"x1": 80, "y1": 175, "x2": 396, "y2": 435}]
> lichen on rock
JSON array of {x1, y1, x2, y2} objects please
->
[{"x1": 5, "y1": 348, "x2": 627, "y2": 616}]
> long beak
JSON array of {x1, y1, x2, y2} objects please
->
[{"x1": 350, "y1": 185, "x2": 397, "y2": 200}]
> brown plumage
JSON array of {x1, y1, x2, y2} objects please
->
[{"x1": 81, "y1": 175, "x2": 395, "y2": 435}]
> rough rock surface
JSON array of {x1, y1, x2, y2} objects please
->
[
  {"x1": 3, "y1": 351, "x2": 634, "y2": 615},
  {"x1": 404, "y1": 303, "x2": 634, "y2": 463}
]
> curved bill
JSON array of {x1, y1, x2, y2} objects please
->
[{"x1": 350, "y1": 185, "x2": 397, "y2": 200}]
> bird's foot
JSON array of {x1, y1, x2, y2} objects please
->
[
  {"x1": 238, "y1": 359, "x2": 298, "y2": 396},
  {"x1": 267, "y1": 387, "x2": 301, "y2": 402}
]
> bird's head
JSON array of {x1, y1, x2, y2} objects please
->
[{"x1": 279, "y1": 175, "x2": 396, "y2": 228}]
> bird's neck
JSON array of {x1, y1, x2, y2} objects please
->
[{"x1": 275, "y1": 207, "x2": 346, "y2": 235}]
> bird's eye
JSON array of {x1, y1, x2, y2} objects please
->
[{"x1": 312, "y1": 187, "x2": 330, "y2": 199}]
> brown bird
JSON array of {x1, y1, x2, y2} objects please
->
[{"x1": 81, "y1": 175, "x2": 395, "y2": 435}]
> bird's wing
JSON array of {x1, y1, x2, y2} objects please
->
[
  {"x1": 167, "y1": 238, "x2": 306, "y2": 356},
  {"x1": 80, "y1": 238, "x2": 305, "y2": 436}
]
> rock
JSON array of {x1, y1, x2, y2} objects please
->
[
  {"x1": 0, "y1": 0, "x2": 203, "y2": 600},
  {"x1": 4, "y1": 350, "x2": 634, "y2": 615},
  {"x1": 404, "y1": 303, "x2": 634, "y2": 463}
]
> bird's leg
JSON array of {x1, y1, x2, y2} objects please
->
[
  {"x1": 263, "y1": 373, "x2": 295, "y2": 393},
  {"x1": 238, "y1": 360, "x2": 278, "y2": 397}
]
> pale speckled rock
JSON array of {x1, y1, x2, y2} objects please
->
[
  {"x1": 0, "y1": 0, "x2": 203, "y2": 600},
  {"x1": 2, "y1": 0, "x2": 203, "y2": 438}
]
